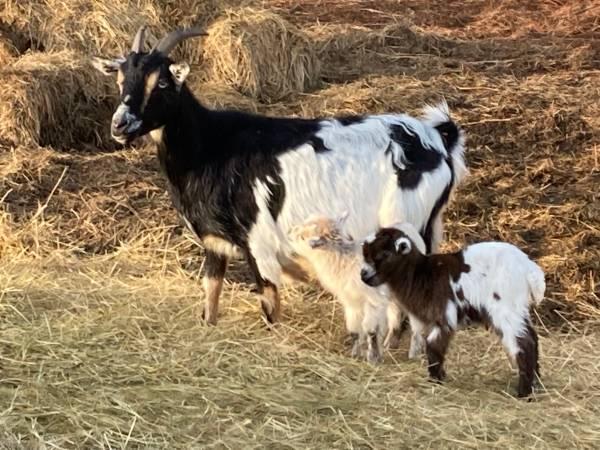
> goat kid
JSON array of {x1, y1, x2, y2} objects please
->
[
  {"x1": 289, "y1": 214, "x2": 423, "y2": 363},
  {"x1": 93, "y1": 26, "x2": 467, "y2": 328},
  {"x1": 361, "y1": 224, "x2": 545, "y2": 397}
]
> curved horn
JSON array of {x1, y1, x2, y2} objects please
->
[
  {"x1": 131, "y1": 25, "x2": 147, "y2": 53},
  {"x1": 153, "y1": 27, "x2": 207, "y2": 56}
]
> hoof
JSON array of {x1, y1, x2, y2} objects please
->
[
  {"x1": 260, "y1": 300, "x2": 280, "y2": 325},
  {"x1": 201, "y1": 309, "x2": 218, "y2": 326},
  {"x1": 428, "y1": 368, "x2": 446, "y2": 382},
  {"x1": 350, "y1": 335, "x2": 362, "y2": 359},
  {"x1": 367, "y1": 350, "x2": 383, "y2": 365}
]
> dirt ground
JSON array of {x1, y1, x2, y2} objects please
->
[{"x1": 0, "y1": 0, "x2": 598, "y2": 448}]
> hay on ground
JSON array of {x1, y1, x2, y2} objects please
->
[
  {"x1": 0, "y1": 50, "x2": 116, "y2": 150},
  {"x1": 310, "y1": 22, "x2": 599, "y2": 83},
  {"x1": 202, "y1": 7, "x2": 320, "y2": 101}
]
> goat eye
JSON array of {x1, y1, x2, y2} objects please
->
[{"x1": 158, "y1": 80, "x2": 169, "y2": 89}]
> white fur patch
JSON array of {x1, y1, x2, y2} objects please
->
[
  {"x1": 445, "y1": 301, "x2": 458, "y2": 330},
  {"x1": 361, "y1": 263, "x2": 376, "y2": 279},
  {"x1": 427, "y1": 326, "x2": 441, "y2": 343},
  {"x1": 452, "y1": 241, "x2": 544, "y2": 359},
  {"x1": 150, "y1": 126, "x2": 164, "y2": 144},
  {"x1": 364, "y1": 233, "x2": 377, "y2": 244},
  {"x1": 203, "y1": 235, "x2": 240, "y2": 258}
]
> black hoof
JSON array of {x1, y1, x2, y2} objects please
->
[{"x1": 260, "y1": 300, "x2": 279, "y2": 325}]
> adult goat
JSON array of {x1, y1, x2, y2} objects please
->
[{"x1": 92, "y1": 26, "x2": 467, "y2": 331}]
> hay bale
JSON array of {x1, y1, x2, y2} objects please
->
[
  {"x1": 189, "y1": 80, "x2": 259, "y2": 113},
  {"x1": 0, "y1": 37, "x2": 17, "y2": 64},
  {"x1": 0, "y1": 0, "x2": 166, "y2": 55},
  {"x1": 202, "y1": 8, "x2": 320, "y2": 101},
  {"x1": 0, "y1": 50, "x2": 116, "y2": 150}
]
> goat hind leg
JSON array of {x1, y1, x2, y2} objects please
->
[{"x1": 245, "y1": 250, "x2": 281, "y2": 325}]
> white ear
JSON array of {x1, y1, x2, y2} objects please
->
[
  {"x1": 394, "y1": 237, "x2": 412, "y2": 255},
  {"x1": 169, "y1": 63, "x2": 190, "y2": 89},
  {"x1": 91, "y1": 57, "x2": 125, "y2": 75}
]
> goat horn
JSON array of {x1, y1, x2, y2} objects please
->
[
  {"x1": 131, "y1": 25, "x2": 147, "y2": 53},
  {"x1": 153, "y1": 27, "x2": 207, "y2": 56}
]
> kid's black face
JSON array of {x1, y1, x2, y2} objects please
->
[{"x1": 360, "y1": 228, "x2": 413, "y2": 286}]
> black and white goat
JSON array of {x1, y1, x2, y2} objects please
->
[
  {"x1": 92, "y1": 26, "x2": 467, "y2": 328},
  {"x1": 360, "y1": 223, "x2": 546, "y2": 397}
]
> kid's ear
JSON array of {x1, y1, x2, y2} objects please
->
[{"x1": 394, "y1": 237, "x2": 412, "y2": 255}]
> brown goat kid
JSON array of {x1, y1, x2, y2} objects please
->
[{"x1": 360, "y1": 224, "x2": 546, "y2": 398}]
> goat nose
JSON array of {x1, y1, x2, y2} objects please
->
[
  {"x1": 112, "y1": 115, "x2": 129, "y2": 131},
  {"x1": 360, "y1": 269, "x2": 368, "y2": 280}
]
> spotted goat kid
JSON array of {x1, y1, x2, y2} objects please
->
[
  {"x1": 360, "y1": 224, "x2": 546, "y2": 397},
  {"x1": 289, "y1": 214, "x2": 423, "y2": 363}
]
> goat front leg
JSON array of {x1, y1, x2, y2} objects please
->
[
  {"x1": 343, "y1": 303, "x2": 364, "y2": 359},
  {"x1": 384, "y1": 302, "x2": 408, "y2": 349},
  {"x1": 202, "y1": 250, "x2": 228, "y2": 325},
  {"x1": 363, "y1": 301, "x2": 386, "y2": 364},
  {"x1": 425, "y1": 326, "x2": 452, "y2": 382}
]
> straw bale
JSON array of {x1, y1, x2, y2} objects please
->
[
  {"x1": 202, "y1": 8, "x2": 320, "y2": 101},
  {"x1": 189, "y1": 80, "x2": 259, "y2": 112},
  {"x1": 0, "y1": 0, "x2": 165, "y2": 55},
  {"x1": 0, "y1": 37, "x2": 17, "y2": 63},
  {"x1": 0, "y1": 50, "x2": 116, "y2": 149}
]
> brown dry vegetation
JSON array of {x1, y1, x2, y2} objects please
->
[{"x1": 0, "y1": 0, "x2": 598, "y2": 448}]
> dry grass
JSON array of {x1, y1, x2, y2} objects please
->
[
  {"x1": 202, "y1": 7, "x2": 320, "y2": 101},
  {"x1": 0, "y1": 237, "x2": 599, "y2": 447},
  {"x1": 0, "y1": 0, "x2": 599, "y2": 447},
  {"x1": 0, "y1": 51, "x2": 116, "y2": 149}
]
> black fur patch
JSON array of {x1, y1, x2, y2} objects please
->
[
  {"x1": 435, "y1": 121, "x2": 459, "y2": 152},
  {"x1": 204, "y1": 250, "x2": 228, "y2": 279},
  {"x1": 421, "y1": 167, "x2": 453, "y2": 254},
  {"x1": 337, "y1": 115, "x2": 364, "y2": 126},
  {"x1": 389, "y1": 123, "x2": 443, "y2": 190},
  {"x1": 265, "y1": 172, "x2": 286, "y2": 220},
  {"x1": 310, "y1": 135, "x2": 330, "y2": 153}
]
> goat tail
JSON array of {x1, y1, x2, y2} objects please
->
[
  {"x1": 526, "y1": 262, "x2": 546, "y2": 305},
  {"x1": 422, "y1": 100, "x2": 468, "y2": 184},
  {"x1": 422, "y1": 101, "x2": 460, "y2": 152}
]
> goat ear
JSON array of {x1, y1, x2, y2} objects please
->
[
  {"x1": 394, "y1": 237, "x2": 412, "y2": 254},
  {"x1": 169, "y1": 62, "x2": 190, "y2": 89},
  {"x1": 91, "y1": 57, "x2": 124, "y2": 75}
]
